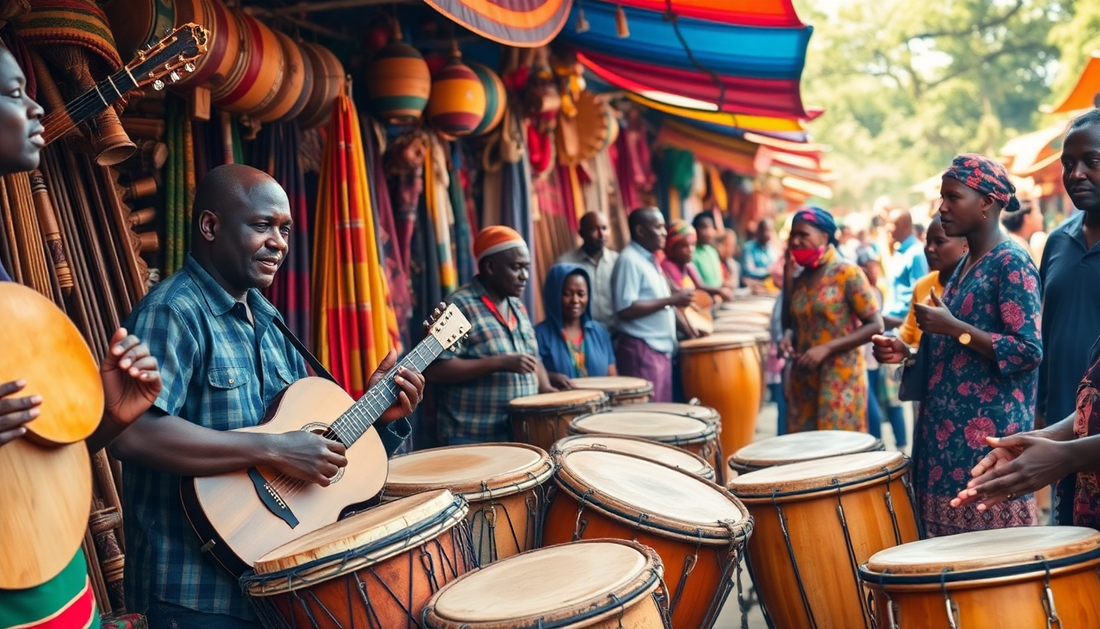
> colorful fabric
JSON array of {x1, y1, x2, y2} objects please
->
[
  {"x1": 0, "y1": 550, "x2": 97, "y2": 629},
  {"x1": 1072, "y1": 350, "x2": 1100, "y2": 529},
  {"x1": 942, "y1": 154, "x2": 1021, "y2": 212},
  {"x1": 535, "y1": 264, "x2": 615, "y2": 378},
  {"x1": 611, "y1": 241, "x2": 676, "y2": 354},
  {"x1": 12, "y1": 0, "x2": 122, "y2": 74},
  {"x1": 474, "y1": 225, "x2": 528, "y2": 262},
  {"x1": 616, "y1": 333, "x2": 672, "y2": 402},
  {"x1": 897, "y1": 271, "x2": 944, "y2": 347},
  {"x1": 884, "y1": 235, "x2": 930, "y2": 319},
  {"x1": 367, "y1": 122, "x2": 412, "y2": 348},
  {"x1": 423, "y1": 0, "x2": 572, "y2": 47},
  {"x1": 786, "y1": 247, "x2": 877, "y2": 433},
  {"x1": 693, "y1": 243, "x2": 724, "y2": 288},
  {"x1": 313, "y1": 95, "x2": 402, "y2": 398},
  {"x1": 791, "y1": 206, "x2": 838, "y2": 245},
  {"x1": 911, "y1": 240, "x2": 1041, "y2": 537},
  {"x1": 435, "y1": 277, "x2": 539, "y2": 444},
  {"x1": 664, "y1": 220, "x2": 696, "y2": 252},
  {"x1": 425, "y1": 133, "x2": 458, "y2": 297},
  {"x1": 661, "y1": 258, "x2": 701, "y2": 291},
  {"x1": 613, "y1": 0, "x2": 803, "y2": 27}
]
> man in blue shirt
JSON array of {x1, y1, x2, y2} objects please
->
[
  {"x1": 883, "y1": 208, "x2": 930, "y2": 330},
  {"x1": 111, "y1": 165, "x2": 425, "y2": 628}
]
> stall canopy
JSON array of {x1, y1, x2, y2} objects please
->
[
  {"x1": 611, "y1": 0, "x2": 803, "y2": 27},
  {"x1": 1046, "y1": 52, "x2": 1100, "y2": 114},
  {"x1": 424, "y1": 0, "x2": 574, "y2": 47}
]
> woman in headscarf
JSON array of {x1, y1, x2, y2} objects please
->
[
  {"x1": 536, "y1": 264, "x2": 617, "y2": 390},
  {"x1": 780, "y1": 207, "x2": 884, "y2": 433},
  {"x1": 874, "y1": 154, "x2": 1042, "y2": 536},
  {"x1": 660, "y1": 220, "x2": 733, "y2": 301}
]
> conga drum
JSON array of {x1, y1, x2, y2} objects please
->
[
  {"x1": 240, "y1": 489, "x2": 475, "y2": 629},
  {"x1": 728, "y1": 451, "x2": 918, "y2": 629},
  {"x1": 567, "y1": 410, "x2": 722, "y2": 481},
  {"x1": 423, "y1": 540, "x2": 671, "y2": 629},
  {"x1": 172, "y1": 0, "x2": 238, "y2": 90},
  {"x1": 553, "y1": 434, "x2": 715, "y2": 481},
  {"x1": 382, "y1": 444, "x2": 554, "y2": 566},
  {"x1": 727, "y1": 430, "x2": 883, "y2": 476},
  {"x1": 678, "y1": 333, "x2": 761, "y2": 456},
  {"x1": 213, "y1": 11, "x2": 285, "y2": 114},
  {"x1": 569, "y1": 376, "x2": 653, "y2": 405},
  {"x1": 544, "y1": 448, "x2": 752, "y2": 629},
  {"x1": 298, "y1": 42, "x2": 345, "y2": 130},
  {"x1": 628, "y1": 402, "x2": 720, "y2": 424},
  {"x1": 509, "y1": 389, "x2": 610, "y2": 451},
  {"x1": 859, "y1": 527, "x2": 1100, "y2": 628}
]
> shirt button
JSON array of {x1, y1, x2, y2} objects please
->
[{"x1": 229, "y1": 378, "x2": 234, "y2": 384}]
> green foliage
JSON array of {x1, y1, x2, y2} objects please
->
[{"x1": 796, "y1": 0, "x2": 1071, "y2": 210}]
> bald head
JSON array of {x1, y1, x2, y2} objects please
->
[
  {"x1": 888, "y1": 208, "x2": 914, "y2": 246},
  {"x1": 191, "y1": 164, "x2": 284, "y2": 235},
  {"x1": 578, "y1": 211, "x2": 609, "y2": 255}
]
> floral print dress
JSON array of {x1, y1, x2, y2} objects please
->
[
  {"x1": 913, "y1": 241, "x2": 1042, "y2": 537},
  {"x1": 787, "y1": 247, "x2": 879, "y2": 432}
]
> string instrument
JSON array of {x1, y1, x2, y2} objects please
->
[
  {"x1": 181, "y1": 305, "x2": 472, "y2": 575},
  {"x1": 41, "y1": 23, "x2": 208, "y2": 149},
  {"x1": 665, "y1": 272, "x2": 714, "y2": 336}
]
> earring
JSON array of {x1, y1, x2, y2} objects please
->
[{"x1": 982, "y1": 211, "x2": 987, "y2": 219}]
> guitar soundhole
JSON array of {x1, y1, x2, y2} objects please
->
[{"x1": 302, "y1": 422, "x2": 345, "y2": 484}]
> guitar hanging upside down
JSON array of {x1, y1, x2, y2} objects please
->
[{"x1": 180, "y1": 305, "x2": 471, "y2": 575}]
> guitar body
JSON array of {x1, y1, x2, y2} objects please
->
[
  {"x1": 181, "y1": 377, "x2": 388, "y2": 575},
  {"x1": 0, "y1": 439, "x2": 92, "y2": 588}
]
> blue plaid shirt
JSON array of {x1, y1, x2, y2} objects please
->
[{"x1": 435, "y1": 277, "x2": 539, "y2": 444}]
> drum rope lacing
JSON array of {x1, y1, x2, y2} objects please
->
[
  {"x1": 572, "y1": 490, "x2": 595, "y2": 540},
  {"x1": 833, "y1": 478, "x2": 873, "y2": 629},
  {"x1": 772, "y1": 488, "x2": 819, "y2": 629},
  {"x1": 666, "y1": 530, "x2": 702, "y2": 616}
]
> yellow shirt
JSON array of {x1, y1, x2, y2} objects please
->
[{"x1": 898, "y1": 271, "x2": 944, "y2": 347}]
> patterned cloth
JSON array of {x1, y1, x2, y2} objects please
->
[
  {"x1": 661, "y1": 258, "x2": 702, "y2": 290},
  {"x1": 435, "y1": 277, "x2": 539, "y2": 444},
  {"x1": 791, "y1": 206, "x2": 839, "y2": 245},
  {"x1": 1072, "y1": 350, "x2": 1100, "y2": 529},
  {"x1": 786, "y1": 247, "x2": 878, "y2": 432},
  {"x1": 943, "y1": 154, "x2": 1021, "y2": 212},
  {"x1": 911, "y1": 240, "x2": 1041, "y2": 537},
  {"x1": 0, "y1": 549, "x2": 98, "y2": 629}
]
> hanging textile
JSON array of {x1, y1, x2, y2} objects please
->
[
  {"x1": 500, "y1": 123, "x2": 537, "y2": 316},
  {"x1": 424, "y1": 132, "x2": 457, "y2": 297},
  {"x1": 364, "y1": 119, "x2": 412, "y2": 347},
  {"x1": 253, "y1": 121, "x2": 312, "y2": 345},
  {"x1": 312, "y1": 95, "x2": 400, "y2": 398},
  {"x1": 164, "y1": 95, "x2": 187, "y2": 276},
  {"x1": 448, "y1": 143, "x2": 475, "y2": 286}
]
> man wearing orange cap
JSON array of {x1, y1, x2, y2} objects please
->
[{"x1": 425, "y1": 226, "x2": 555, "y2": 444}]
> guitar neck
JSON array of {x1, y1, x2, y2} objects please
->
[
  {"x1": 42, "y1": 69, "x2": 137, "y2": 145},
  {"x1": 327, "y1": 335, "x2": 445, "y2": 446}
]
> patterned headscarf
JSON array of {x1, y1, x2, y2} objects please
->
[
  {"x1": 665, "y1": 220, "x2": 697, "y2": 252},
  {"x1": 942, "y1": 154, "x2": 1020, "y2": 212},
  {"x1": 791, "y1": 206, "x2": 839, "y2": 246}
]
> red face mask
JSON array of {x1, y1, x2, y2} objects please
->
[{"x1": 791, "y1": 245, "x2": 827, "y2": 269}]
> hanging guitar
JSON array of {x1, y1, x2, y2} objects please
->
[
  {"x1": 41, "y1": 23, "x2": 208, "y2": 146},
  {"x1": 181, "y1": 305, "x2": 472, "y2": 575}
]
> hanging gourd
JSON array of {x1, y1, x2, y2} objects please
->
[
  {"x1": 468, "y1": 62, "x2": 506, "y2": 137},
  {"x1": 426, "y1": 44, "x2": 486, "y2": 138},
  {"x1": 365, "y1": 21, "x2": 431, "y2": 124}
]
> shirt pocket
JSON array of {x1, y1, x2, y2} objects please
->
[{"x1": 206, "y1": 366, "x2": 253, "y2": 429}]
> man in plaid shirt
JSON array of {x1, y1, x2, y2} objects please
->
[
  {"x1": 111, "y1": 165, "x2": 426, "y2": 628},
  {"x1": 426, "y1": 226, "x2": 555, "y2": 444}
]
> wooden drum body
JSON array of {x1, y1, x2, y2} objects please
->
[
  {"x1": 382, "y1": 444, "x2": 554, "y2": 566},
  {"x1": 568, "y1": 410, "x2": 722, "y2": 480},
  {"x1": 553, "y1": 434, "x2": 715, "y2": 481},
  {"x1": 860, "y1": 527, "x2": 1100, "y2": 628},
  {"x1": 509, "y1": 390, "x2": 610, "y2": 452},
  {"x1": 423, "y1": 540, "x2": 670, "y2": 629},
  {"x1": 544, "y1": 449, "x2": 752, "y2": 629},
  {"x1": 727, "y1": 429, "x2": 883, "y2": 476},
  {"x1": 678, "y1": 334, "x2": 761, "y2": 456},
  {"x1": 729, "y1": 452, "x2": 918, "y2": 629},
  {"x1": 569, "y1": 376, "x2": 653, "y2": 406},
  {"x1": 241, "y1": 490, "x2": 475, "y2": 629}
]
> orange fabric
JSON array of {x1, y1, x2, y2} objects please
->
[{"x1": 474, "y1": 225, "x2": 526, "y2": 261}]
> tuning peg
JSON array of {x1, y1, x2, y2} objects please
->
[
  {"x1": 169, "y1": 71, "x2": 181, "y2": 82},
  {"x1": 422, "y1": 319, "x2": 430, "y2": 329},
  {"x1": 152, "y1": 79, "x2": 165, "y2": 91},
  {"x1": 184, "y1": 62, "x2": 195, "y2": 73}
]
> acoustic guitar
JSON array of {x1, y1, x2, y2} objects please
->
[
  {"x1": 0, "y1": 27, "x2": 208, "y2": 590},
  {"x1": 181, "y1": 305, "x2": 472, "y2": 575}
]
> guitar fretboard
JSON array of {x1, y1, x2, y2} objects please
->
[{"x1": 328, "y1": 335, "x2": 445, "y2": 446}]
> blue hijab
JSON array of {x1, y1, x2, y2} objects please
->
[{"x1": 535, "y1": 264, "x2": 615, "y2": 378}]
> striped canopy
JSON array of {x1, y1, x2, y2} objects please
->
[
  {"x1": 613, "y1": 0, "x2": 803, "y2": 27},
  {"x1": 424, "y1": 0, "x2": 573, "y2": 47}
]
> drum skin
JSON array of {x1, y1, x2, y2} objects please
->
[
  {"x1": 569, "y1": 376, "x2": 653, "y2": 406},
  {"x1": 509, "y1": 390, "x2": 610, "y2": 452},
  {"x1": 678, "y1": 335, "x2": 761, "y2": 457},
  {"x1": 568, "y1": 410, "x2": 721, "y2": 482},
  {"x1": 727, "y1": 430, "x2": 883, "y2": 476}
]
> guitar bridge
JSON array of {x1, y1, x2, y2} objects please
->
[{"x1": 247, "y1": 468, "x2": 299, "y2": 528}]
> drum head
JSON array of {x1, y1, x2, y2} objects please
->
[
  {"x1": 424, "y1": 540, "x2": 661, "y2": 629},
  {"x1": 569, "y1": 376, "x2": 651, "y2": 394},
  {"x1": 555, "y1": 449, "x2": 749, "y2": 542},
  {"x1": 509, "y1": 389, "x2": 606, "y2": 409},
  {"x1": 730, "y1": 430, "x2": 882, "y2": 469},
  {"x1": 554, "y1": 435, "x2": 714, "y2": 480},
  {"x1": 864, "y1": 526, "x2": 1100, "y2": 579},
  {"x1": 679, "y1": 333, "x2": 756, "y2": 352},
  {"x1": 569, "y1": 411, "x2": 715, "y2": 444},
  {"x1": 729, "y1": 451, "x2": 906, "y2": 498},
  {"x1": 252, "y1": 489, "x2": 465, "y2": 577},
  {"x1": 626, "y1": 402, "x2": 719, "y2": 421},
  {"x1": 385, "y1": 444, "x2": 553, "y2": 499}
]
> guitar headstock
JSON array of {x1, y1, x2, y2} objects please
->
[
  {"x1": 425, "y1": 304, "x2": 472, "y2": 351},
  {"x1": 124, "y1": 23, "x2": 209, "y2": 93}
]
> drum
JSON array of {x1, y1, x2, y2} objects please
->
[
  {"x1": 240, "y1": 489, "x2": 475, "y2": 629},
  {"x1": 569, "y1": 376, "x2": 653, "y2": 405},
  {"x1": 859, "y1": 527, "x2": 1100, "y2": 629},
  {"x1": 727, "y1": 430, "x2": 883, "y2": 476},
  {"x1": 544, "y1": 448, "x2": 752, "y2": 629},
  {"x1": 298, "y1": 42, "x2": 345, "y2": 130},
  {"x1": 627, "y1": 402, "x2": 720, "y2": 424},
  {"x1": 101, "y1": 0, "x2": 176, "y2": 58},
  {"x1": 382, "y1": 444, "x2": 554, "y2": 566},
  {"x1": 213, "y1": 11, "x2": 285, "y2": 114},
  {"x1": 251, "y1": 31, "x2": 309, "y2": 123},
  {"x1": 678, "y1": 333, "x2": 761, "y2": 456},
  {"x1": 553, "y1": 434, "x2": 715, "y2": 481},
  {"x1": 423, "y1": 540, "x2": 670, "y2": 629},
  {"x1": 172, "y1": 0, "x2": 237, "y2": 90},
  {"x1": 509, "y1": 389, "x2": 610, "y2": 451},
  {"x1": 567, "y1": 410, "x2": 721, "y2": 480},
  {"x1": 728, "y1": 451, "x2": 918, "y2": 629}
]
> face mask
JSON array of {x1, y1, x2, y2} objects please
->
[{"x1": 791, "y1": 245, "x2": 827, "y2": 269}]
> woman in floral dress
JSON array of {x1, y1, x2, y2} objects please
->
[
  {"x1": 781, "y1": 207, "x2": 884, "y2": 433},
  {"x1": 874, "y1": 154, "x2": 1042, "y2": 536}
]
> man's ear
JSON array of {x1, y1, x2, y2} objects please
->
[{"x1": 197, "y1": 209, "x2": 219, "y2": 242}]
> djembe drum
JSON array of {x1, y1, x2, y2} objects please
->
[
  {"x1": 553, "y1": 434, "x2": 715, "y2": 481},
  {"x1": 509, "y1": 389, "x2": 609, "y2": 451},
  {"x1": 727, "y1": 429, "x2": 883, "y2": 476},
  {"x1": 569, "y1": 376, "x2": 653, "y2": 405}
]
